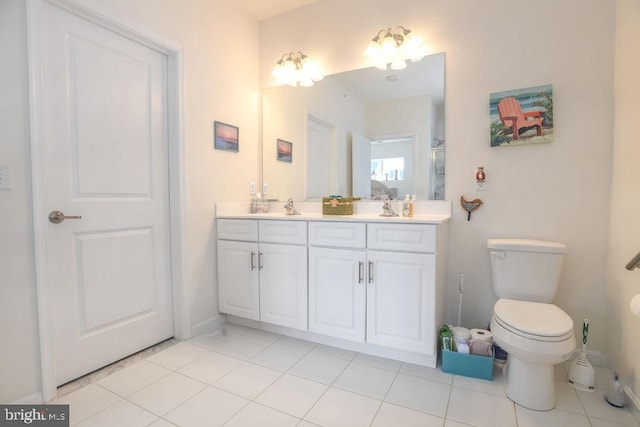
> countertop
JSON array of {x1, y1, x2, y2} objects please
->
[{"x1": 216, "y1": 201, "x2": 452, "y2": 225}]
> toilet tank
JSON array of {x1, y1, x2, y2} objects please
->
[{"x1": 487, "y1": 238, "x2": 567, "y2": 303}]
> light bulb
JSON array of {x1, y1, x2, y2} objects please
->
[
  {"x1": 302, "y1": 58, "x2": 323, "y2": 82},
  {"x1": 403, "y1": 32, "x2": 426, "y2": 62},
  {"x1": 390, "y1": 58, "x2": 407, "y2": 70},
  {"x1": 279, "y1": 61, "x2": 296, "y2": 87},
  {"x1": 364, "y1": 40, "x2": 379, "y2": 58},
  {"x1": 271, "y1": 63, "x2": 287, "y2": 86},
  {"x1": 271, "y1": 67, "x2": 281, "y2": 79},
  {"x1": 365, "y1": 46, "x2": 382, "y2": 66},
  {"x1": 380, "y1": 33, "x2": 396, "y2": 57}
]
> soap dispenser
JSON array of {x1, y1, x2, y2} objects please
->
[
  {"x1": 409, "y1": 195, "x2": 415, "y2": 217},
  {"x1": 402, "y1": 194, "x2": 410, "y2": 217}
]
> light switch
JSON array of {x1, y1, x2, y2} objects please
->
[{"x1": 0, "y1": 165, "x2": 11, "y2": 190}]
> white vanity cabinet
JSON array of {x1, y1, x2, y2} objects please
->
[
  {"x1": 217, "y1": 219, "x2": 308, "y2": 331},
  {"x1": 216, "y1": 211, "x2": 448, "y2": 368},
  {"x1": 308, "y1": 221, "x2": 439, "y2": 354},
  {"x1": 308, "y1": 222, "x2": 367, "y2": 342}
]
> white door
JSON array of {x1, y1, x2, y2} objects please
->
[
  {"x1": 40, "y1": 2, "x2": 173, "y2": 385},
  {"x1": 306, "y1": 117, "x2": 331, "y2": 199},
  {"x1": 352, "y1": 133, "x2": 371, "y2": 199},
  {"x1": 217, "y1": 240, "x2": 260, "y2": 321},
  {"x1": 259, "y1": 243, "x2": 308, "y2": 331},
  {"x1": 366, "y1": 251, "x2": 435, "y2": 353},
  {"x1": 308, "y1": 247, "x2": 366, "y2": 342}
]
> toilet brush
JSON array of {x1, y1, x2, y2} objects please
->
[
  {"x1": 568, "y1": 319, "x2": 596, "y2": 392},
  {"x1": 457, "y1": 274, "x2": 464, "y2": 326}
]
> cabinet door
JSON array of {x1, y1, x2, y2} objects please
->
[
  {"x1": 259, "y1": 243, "x2": 308, "y2": 331},
  {"x1": 309, "y1": 247, "x2": 366, "y2": 342},
  {"x1": 366, "y1": 250, "x2": 436, "y2": 353},
  {"x1": 217, "y1": 240, "x2": 260, "y2": 320}
]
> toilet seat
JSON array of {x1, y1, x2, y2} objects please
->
[{"x1": 494, "y1": 299, "x2": 573, "y2": 342}]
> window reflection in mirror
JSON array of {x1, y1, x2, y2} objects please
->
[
  {"x1": 369, "y1": 137, "x2": 412, "y2": 200},
  {"x1": 262, "y1": 52, "x2": 445, "y2": 201}
]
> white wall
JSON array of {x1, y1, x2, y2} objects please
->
[
  {"x1": 606, "y1": 0, "x2": 640, "y2": 405},
  {"x1": 0, "y1": 0, "x2": 260, "y2": 402},
  {"x1": 261, "y1": 0, "x2": 615, "y2": 351}
]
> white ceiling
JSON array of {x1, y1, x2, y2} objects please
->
[{"x1": 231, "y1": 0, "x2": 320, "y2": 20}]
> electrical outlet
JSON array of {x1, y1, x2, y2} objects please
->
[{"x1": 250, "y1": 182, "x2": 256, "y2": 194}]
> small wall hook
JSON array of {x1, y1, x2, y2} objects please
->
[{"x1": 460, "y1": 196, "x2": 483, "y2": 221}]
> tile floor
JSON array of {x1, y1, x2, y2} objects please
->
[{"x1": 53, "y1": 324, "x2": 640, "y2": 427}]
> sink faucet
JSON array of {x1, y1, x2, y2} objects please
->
[
  {"x1": 380, "y1": 199, "x2": 398, "y2": 217},
  {"x1": 284, "y1": 198, "x2": 300, "y2": 215}
]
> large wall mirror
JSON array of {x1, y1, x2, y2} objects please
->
[{"x1": 262, "y1": 52, "x2": 445, "y2": 201}]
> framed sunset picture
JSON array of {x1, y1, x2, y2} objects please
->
[
  {"x1": 276, "y1": 139, "x2": 292, "y2": 162},
  {"x1": 214, "y1": 121, "x2": 239, "y2": 152}
]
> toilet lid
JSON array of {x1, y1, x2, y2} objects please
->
[{"x1": 494, "y1": 299, "x2": 574, "y2": 341}]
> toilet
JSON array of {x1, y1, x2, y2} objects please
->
[{"x1": 488, "y1": 238, "x2": 575, "y2": 411}]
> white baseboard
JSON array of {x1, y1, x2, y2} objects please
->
[
  {"x1": 625, "y1": 386, "x2": 640, "y2": 424},
  {"x1": 191, "y1": 314, "x2": 227, "y2": 338},
  {"x1": 12, "y1": 392, "x2": 44, "y2": 404}
]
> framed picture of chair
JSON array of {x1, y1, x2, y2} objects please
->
[{"x1": 490, "y1": 85, "x2": 553, "y2": 147}]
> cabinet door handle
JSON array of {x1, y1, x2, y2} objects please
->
[
  {"x1": 250, "y1": 252, "x2": 256, "y2": 270},
  {"x1": 358, "y1": 261, "x2": 363, "y2": 283},
  {"x1": 258, "y1": 252, "x2": 264, "y2": 270},
  {"x1": 368, "y1": 261, "x2": 374, "y2": 284}
]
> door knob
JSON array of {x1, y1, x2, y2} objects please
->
[{"x1": 48, "y1": 210, "x2": 82, "y2": 224}]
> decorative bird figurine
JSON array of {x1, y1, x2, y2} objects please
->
[{"x1": 460, "y1": 196, "x2": 483, "y2": 221}]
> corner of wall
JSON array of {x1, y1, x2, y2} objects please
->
[
  {"x1": 625, "y1": 387, "x2": 640, "y2": 424},
  {"x1": 191, "y1": 314, "x2": 227, "y2": 338}
]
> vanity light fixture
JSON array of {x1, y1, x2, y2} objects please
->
[
  {"x1": 364, "y1": 26, "x2": 427, "y2": 70},
  {"x1": 272, "y1": 51, "x2": 323, "y2": 87}
]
